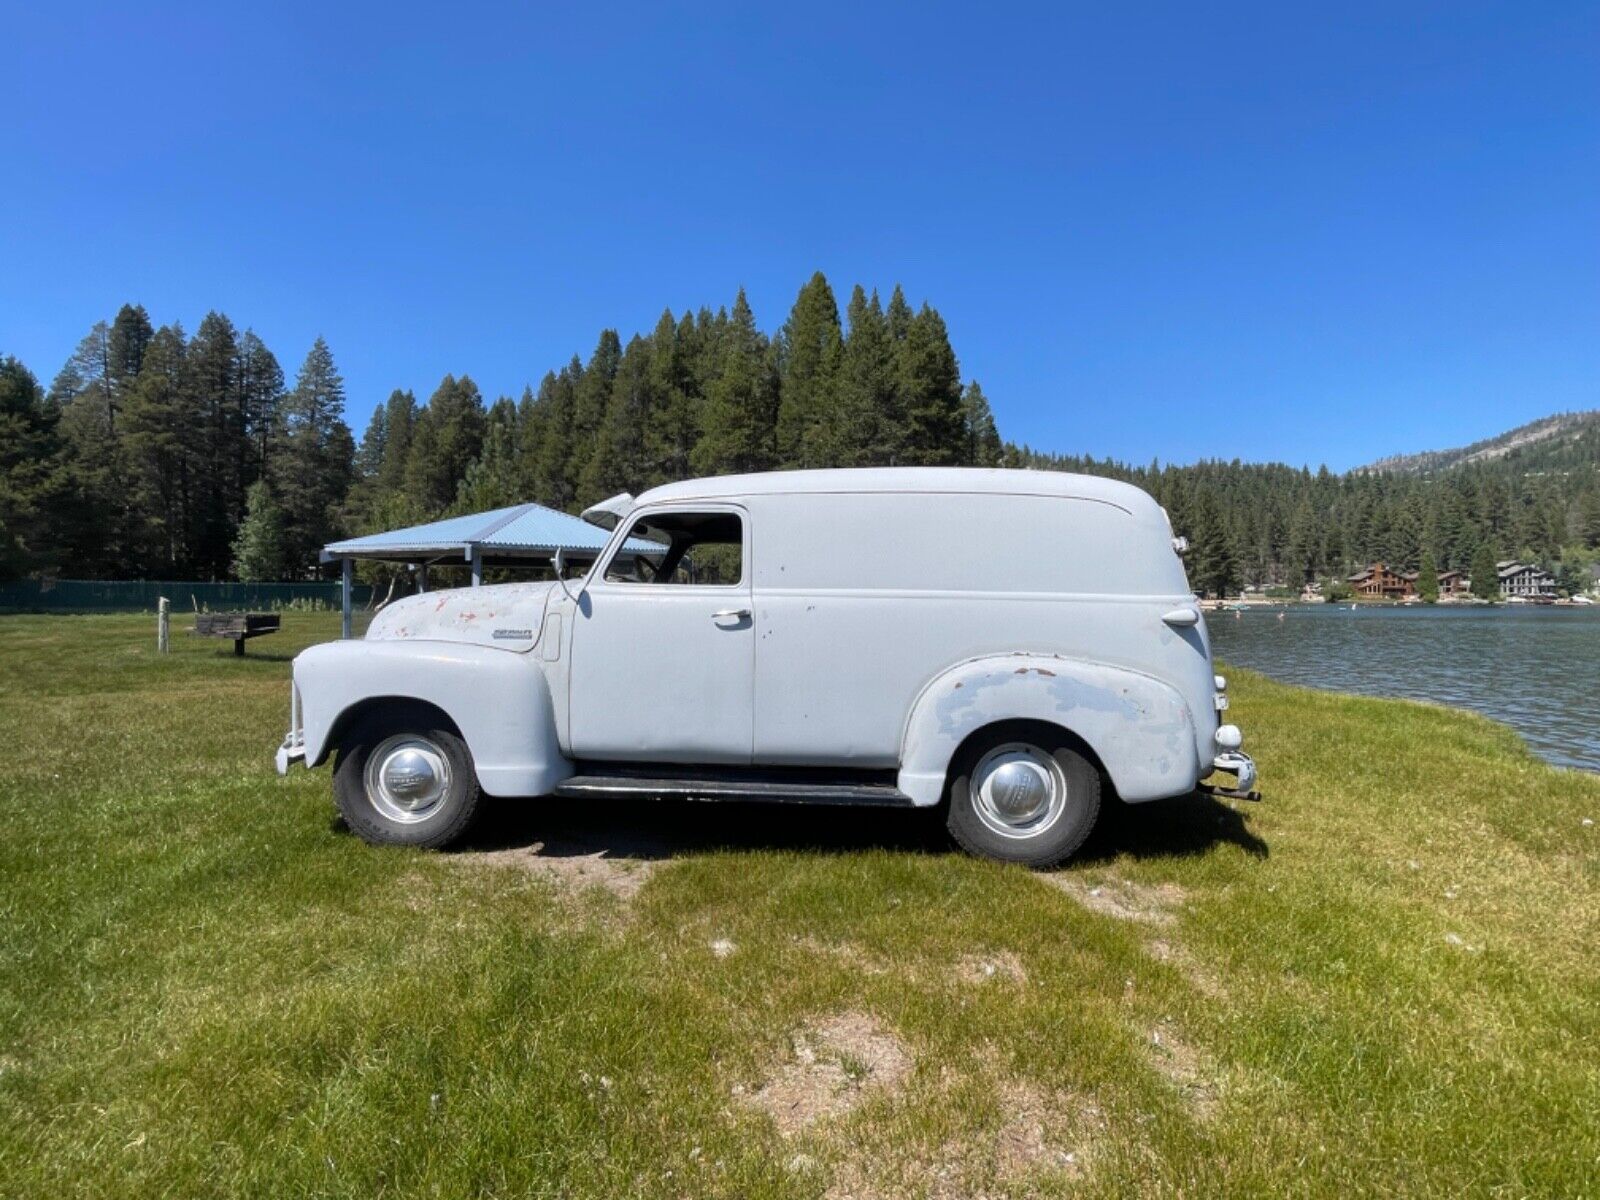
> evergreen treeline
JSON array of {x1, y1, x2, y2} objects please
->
[
  {"x1": 1010, "y1": 449, "x2": 1600, "y2": 596},
  {"x1": 0, "y1": 305, "x2": 351, "y2": 581},
  {"x1": 4, "y1": 272, "x2": 1599, "y2": 594}
]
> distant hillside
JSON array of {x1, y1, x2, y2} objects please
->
[{"x1": 1363, "y1": 410, "x2": 1600, "y2": 476}]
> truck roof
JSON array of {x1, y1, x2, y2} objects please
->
[{"x1": 635, "y1": 467, "x2": 1158, "y2": 517}]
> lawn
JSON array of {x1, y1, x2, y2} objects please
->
[{"x1": 0, "y1": 612, "x2": 1596, "y2": 1198}]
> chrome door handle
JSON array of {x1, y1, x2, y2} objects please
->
[{"x1": 712, "y1": 608, "x2": 751, "y2": 621}]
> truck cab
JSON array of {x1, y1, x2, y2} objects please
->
[{"x1": 277, "y1": 468, "x2": 1256, "y2": 867}]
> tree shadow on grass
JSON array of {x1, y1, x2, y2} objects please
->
[{"x1": 447, "y1": 788, "x2": 1267, "y2": 868}]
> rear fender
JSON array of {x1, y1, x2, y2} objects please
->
[
  {"x1": 897, "y1": 653, "x2": 1202, "y2": 805},
  {"x1": 293, "y1": 639, "x2": 570, "y2": 797}
]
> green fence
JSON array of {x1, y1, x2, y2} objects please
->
[{"x1": 0, "y1": 579, "x2": 374, "y2": 613}]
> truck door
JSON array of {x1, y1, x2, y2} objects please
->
[{"x1": 567, "y1": 505, "x2": 754, "y2": 764}]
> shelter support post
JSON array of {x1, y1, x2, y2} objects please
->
[
  {"x1": 471, "y1": 548, "x2": 483, "y2": 588},
  {"x1": 341, "y1": 558, "x2": 353, "y2": 640}
]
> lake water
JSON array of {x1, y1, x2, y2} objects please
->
[{"x1": 1207, "y1": 604, "x2": 1600, "y2": 773}]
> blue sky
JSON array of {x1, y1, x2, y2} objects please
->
[{"x1": 3, "y1": 2, "x2": 1596, "y2": 471}]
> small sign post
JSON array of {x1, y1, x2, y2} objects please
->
[{"x1": 157, "y1": 597, "x2": 170, "y2": 654}]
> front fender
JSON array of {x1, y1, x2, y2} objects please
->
[
  {"x1": 897, "y1": 653, "x2": 1202, "y2": 806},
  {"x1": 293, "y1": 639, "x2": 570, "y2": 797}
]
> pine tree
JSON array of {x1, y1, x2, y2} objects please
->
[
  {"x1": 1286, "y1": 494, "x2": 1319, "y2": 582},
  {"x1": 186, "y1": 312, "x2": 244, "y2": 576},
  {"x1": 961, "y1": 381, "x2": 1002, "y2": 467},
  {"x1": 580, "y1": 336, "x2": 656, "y2": 505},
  {"x1": 107, "y1": 304, "x2": 154, "y2": 406},
  {"x1": 531, "y1": 363, "x2": 580, "y2": 510},
  {"x1": 122, "y1": 326, "x2": 193, "y2": 572},
  {"x1": 238, "y1": 330, "x2": 284, "y2": 485},
  {"x1": 776, "y1": 272, "x2": 842, "y2": 467},
  {"x1": 231, "y1": 481, "x2": 288, "y2": 581},
  {"x1": 271, "y1": 338, "x2": 355, "y2": 574},
  {"x1": 1417, "y1": 550, "x2": 1439, "y2": 603},
  {"x1": 567, "y1": 332, "x2": 621, "y2": 500},
  {"x1": 1189, "y1": 488, "x2": 1239, "y2": 598},
  {"x1": 692, "y1": 288, "x2": 777, "y2": 477},
  {"x1": 403, "y1": 375, "x2": 486, "y2": 515},
  {"x1": 1470, "y1": 542, "x2": 1499, "y2": 601},
  {"x1": 511, "y1": 384, "x2": 546, "y2": 500},
  {"x1": 643, "y1": 309, "x2": 700, "y2": 487},
  {"x1": 457, "y1": 403, "x2": 522, "y2": 513},
  {"x1": 51, "y1": 321, "x2": 127, "y2": 574},
  {"x1": 354, "y1": 403, "x2": 388, "y2": 483},
  {"x1": 376, "y1": 390, "x2": 418, "y2": 494},
  {"x1": 836, "y1": 286, "x2": 894, "y2": 466},
  {"x1": 897, "y1": 305, "x2": 967, "y2": 465},
  {"x1": 1579, "y1": 488, "x2": 1600, "y2": 550},
  {"x1": 0, "y1": 356, "x2": 67, "y2": 579},
  {"x1": 1385, "y1": 503, "x2": 1423, "y2": 571}
]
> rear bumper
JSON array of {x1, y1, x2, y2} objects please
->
[{"x1": 1209, "y1": 749, "x2": 1257, "y2": 797}]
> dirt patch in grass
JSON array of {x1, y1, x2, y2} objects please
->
[
  {"x1": 820, "y1": 1077, "x2": 1101, "y2": 1199},
  {"x1": 1044, "y1": 875, "x2": 1187, "y2": 925},
  {"x1": 992, "y1": 1078, "x2": 1099, "y2": 1182},
  {"x1": 1145, "y1": 938, "x2": 1226, "y2": 999},
  {"x1": 1145, "y1": 1020, "x2": 1221, "y2": 1119},
  {"x1": 791, "y1": 935, "x2": 891, "y2": 976},
  {"x1": 955, "y1": 951, "x2": 1027, "y2": 986},
  {"x1": 463, "y1": 843, "x2": 654, "y2": 901},
  {"x1": 741, "y1": 1012, "x2": 913, "y2": 1136}
]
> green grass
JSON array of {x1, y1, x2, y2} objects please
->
[{"x1": 0, "y1": 612, "x2": 1596, "y2": 1197}]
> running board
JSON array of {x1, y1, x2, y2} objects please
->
[{"x1": 552, "y1": 774, "x2": 916, "y2": 806}]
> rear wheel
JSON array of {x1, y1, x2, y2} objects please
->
[
  {"x1": 333, "y1": 707, "x2": 482, "y2": 848},
  {"x1": 946, "y1": 725, "x2": 1100, "y2": 868}
]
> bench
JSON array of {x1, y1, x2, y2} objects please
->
[{"x1": 192, "y1": 612, "x2": 281, "y2": 656}]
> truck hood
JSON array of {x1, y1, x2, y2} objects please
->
[{"x1": 364, "y1": 582, "x2": 556, "y2": 653}]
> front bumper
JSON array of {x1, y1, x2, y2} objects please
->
[
  {"x1": 275, "y1": 733, "x2": 305, "y2": 776},
  {"x1": 275, "y1": 680, "x2": 305, "y2": 775}
]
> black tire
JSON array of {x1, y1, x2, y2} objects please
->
[
  {"x1": 945, "y1": 724, "x2": 1101, "y2": 868},
  {"x1": 333, "y1": 706, "x2": 483, "y2": 849}
]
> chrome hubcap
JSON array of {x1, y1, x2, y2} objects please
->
[
  {"x1": 364, "y1": 735, "x2": 451, "y2": 824},
  {"x1": 970, "y1": 743, "x2": 1067, "y2": 839}
]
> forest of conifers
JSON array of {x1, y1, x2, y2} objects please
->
[{"x1": 3, "y1": 271, "x2": 1598, "y2": 596}]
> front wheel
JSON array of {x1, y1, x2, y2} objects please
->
[
  {"x1": 333, "y1": 708, "x2": 483, "y2": 848},
  {"x1": 946, "y1": 725, "x2": 1100, "y2": 868}
]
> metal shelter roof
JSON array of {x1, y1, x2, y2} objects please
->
[{"x1": 321, "y1": 502, "x2": 655, "y2": 562}]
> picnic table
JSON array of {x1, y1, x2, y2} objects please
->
[{"x1": 192, "y1": 612, "x2": 281, "y2": 656}]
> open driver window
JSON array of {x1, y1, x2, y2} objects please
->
[{"x1": 603, "y1": 510, "x2": 743, "y2": 586}]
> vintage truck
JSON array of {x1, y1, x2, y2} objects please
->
[{"x1": 276, "y1": 468, "x2": 1255, "y2": 867}]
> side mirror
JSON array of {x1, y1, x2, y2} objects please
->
[{"x1": 552, "y1": 548, "x2": 568, "y2": 579}]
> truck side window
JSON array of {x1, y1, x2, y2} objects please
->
[{"x1": 603, "y1": 511, "x2": 744, "y2": 586}]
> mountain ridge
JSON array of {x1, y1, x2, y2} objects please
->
[{"x1": 1361, "y1": 409, "x2": 1600, "y2": 476}]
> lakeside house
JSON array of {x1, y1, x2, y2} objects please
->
[
  {"x1": 1436, "y1": 569, "x2": 1471, "y2": 597},
  {"x1": 1496, "y1": 560, "x2": 1557, "y2": 600},
  {"x1": 1347, "y1": 562, "x2": 1416, "y2": 600}
]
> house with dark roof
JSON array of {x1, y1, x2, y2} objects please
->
[{"x1": 1496, "y1": 560, "x2": 1556, "y2": 600}]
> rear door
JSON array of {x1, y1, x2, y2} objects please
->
[{"x1": 567, "y1": 504, "x2": 754, "y2": 764}]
